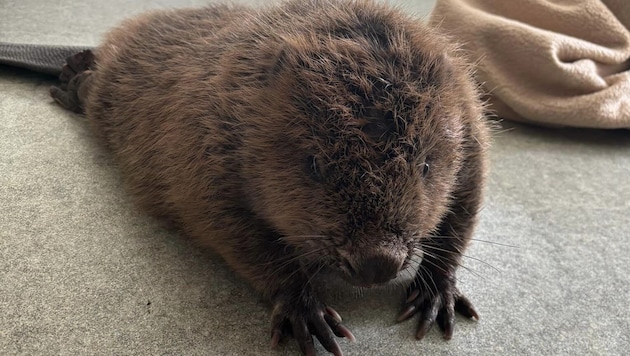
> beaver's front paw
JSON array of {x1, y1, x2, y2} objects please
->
[
  {"x1": 270, "y1": 294, "x2": 355, "y2": 356},
  {"x1": 397, "y1": 268, "x2": 478, "y2": 340}
]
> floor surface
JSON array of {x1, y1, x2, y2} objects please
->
[{"x1": 1, "y1": 1, "x2": 629, "y2": 355}]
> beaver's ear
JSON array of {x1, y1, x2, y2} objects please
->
[
  {"x1": 268, "y1": 34, "x2": 320, "y2": 77},
  {"x1": 268, "y1": 44, "x2": 292, "y2": 78}
]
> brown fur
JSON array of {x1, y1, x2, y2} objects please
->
[{"x1": 54, "y1": 0, "x2": 490, "y2": 354}]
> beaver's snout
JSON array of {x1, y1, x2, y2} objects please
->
[{"x1": 348, "y1": 253, "x2": 405, "y2": 287}]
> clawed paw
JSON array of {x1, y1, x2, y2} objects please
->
[
  {"x1": 397, "y1": 270, "x2": 478, "y2": 340},
  {"x1": 270, "y1": 300, "x2": 354, "y2": 356},
  {"x1": 50, "y1": 50, "x2": 95, "y2": 113}
]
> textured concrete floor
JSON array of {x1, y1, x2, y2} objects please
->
[{"x1": 1, "y1": 0, "x2": 629, "y2": 355}]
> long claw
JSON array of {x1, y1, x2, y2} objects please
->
[
  {"x1": 405, "y1": 289, "x2": 420, "y2": 303},
  {"x1": 270, "y1": 328, "x2": 282, "y2": 349},
  {"x1": 292, "y1": 320, "x2": 315, "y2": 356},
  {"x1": 437, "y1": 304, "x2": 455, "y2": 340},
  {"x1": 335, "y1": 324, "x2": 356, "y2": 342},
  {"x1": 415, "y1": 319, "x2": 432, "y2": 340},
  {"x1": 397, "y1": 304, "x2": 416, "y2": 322},
  {"x1": 324, "y1": 312, "x2": 355, "y2": 343},
  {"x1": 313, "y1": 328, "x2": 343, "y2": 356},
  {"x1": 325, "y1": 306, "x2": 343, "y2": 323},
  {"x1": 442, "y1": 324, "x2": 454, "y2": 340},
  {"x1": 416, "y1": 300, "x2": 439, "y2": 340},
  {"x1": 455, "y1": 294, "x2": 479, "y2": 320},
  {"x1": 312, "y1": 314, "x2": 343, "y2": 356}
]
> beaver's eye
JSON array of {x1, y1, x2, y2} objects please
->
[
  {"x1": 361, "y1": 122, "x2": 388, "y2": 139},
  {"x1": 422, "y1": 162, "x2": 430, "y2": 177},
  {"x1": 361, "y1": 110, "x2": 395, "y2": 140},
  {"x1": 306, "y1": 155, "x2": 322, "y2": 182}
]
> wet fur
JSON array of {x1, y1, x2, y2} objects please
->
[{"x1": 57, "y1": 0, "x2": 489, "y2": 353}]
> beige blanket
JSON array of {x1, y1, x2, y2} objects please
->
[{"x1": 430, "y1": 0, "x2": 630, "y2": 129}]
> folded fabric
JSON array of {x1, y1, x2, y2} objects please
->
[{"x1": 430, "y1": 0, "x2": 630, "y2": 129}]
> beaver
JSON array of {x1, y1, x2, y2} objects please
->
[{"x1": 50, "y1": 0, "x2": 490, "y2": 354}]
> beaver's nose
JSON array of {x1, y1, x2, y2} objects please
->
[{"x1": 354, "y1": 254, "x2": 404, "y2": 286}]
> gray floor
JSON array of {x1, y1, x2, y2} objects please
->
[{"x1": 1, "y1": 0, "x2": 629, "y2": 355}]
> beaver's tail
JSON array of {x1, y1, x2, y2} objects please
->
[
  {"x1": 0, "y1": 42, "x2": 95, "y2": 113},
  {"x1": 0, "y1": 42, "x2": 93, "y2": 76}
]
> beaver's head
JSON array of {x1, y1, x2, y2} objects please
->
[{"x1": 241, "y1": 2, "x2": 482, "y2": 286}]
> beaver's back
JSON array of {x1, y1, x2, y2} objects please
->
[{"x1": 84, "y1": 5, "x2": 257, "y2": 223}]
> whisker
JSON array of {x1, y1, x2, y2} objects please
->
[
  {"x1": 265, "y1": 247, "x2": 324, "y2": 270},
  {"x1": 299, "y1": 262, "x2": 327, "y2": 300},
  {"x1": 430, "y1": 235, "x2": 521, "y2": 248},
  {"x1": 277, "y1": 253, "x2": 324, "y2": 287},
  {"x1": 411, "y1": 250, "x2": 483, "y2": 286},
  {"x1": 305, "y1": 263, "x2": 326, "y2": 287},
  {"x1": 491, "y1": 126, "x2": 516, "y2": 136},
  {"x1": 402, "y1": 268, "x2": 416, "y2": 285},
  {"x1": 426, "y1": 259, "x2": 467, "y2": 287},
  {"x1": 417, "y1": 264, "x2": 437, "y2": 299},
  {"x1": 427, "y1": 235, "x2": 519, "y2": 249},
  {"x1": 470, "y1": 238, "x2": 519, "y2": 248},
  {"x1": 451, "y1": 263, "x2": 487, "y2": 281},
  {"x1": 421, "y1": 244, "x2": 500, "y2": 273},
  {"x1": 267, "y1": 247, "x2": 328, "y2": 281},
  {"x1": 415, "y1": 250, "x2": 450, "y2": 275},
  {"x1": 277, "y1": 266, "x2": 304, "y2": 286}
]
